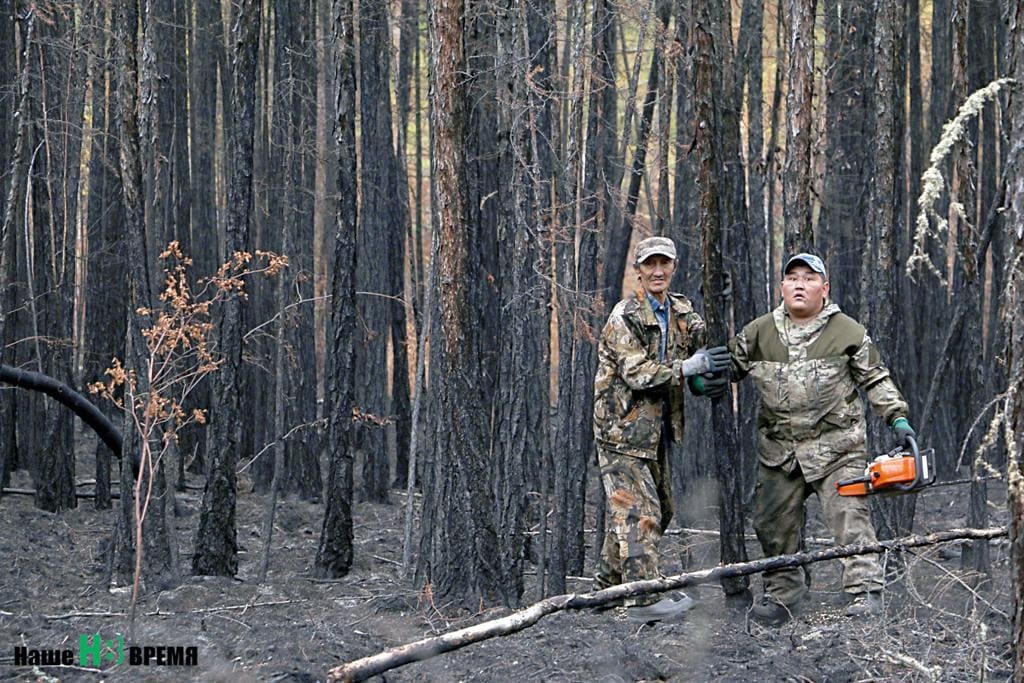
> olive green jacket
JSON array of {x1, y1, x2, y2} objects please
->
[
  {"x1": 730, "y1": 302, "x2": 909, "y2": 481},
  {"x1": 593, "y1": 290, "x2": 706, "y2": 460}
]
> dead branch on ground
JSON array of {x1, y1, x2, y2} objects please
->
[{"x1": 327, "y1": 526, "x2": 1006, "y2": 682}]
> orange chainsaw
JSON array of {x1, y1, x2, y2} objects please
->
[{"x1": 836, "y1": 436, "x2": 935, "y2": 496}]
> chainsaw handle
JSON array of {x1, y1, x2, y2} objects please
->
[{"x1": 890, "y1": 435, "x2": 932, "y2": 492}]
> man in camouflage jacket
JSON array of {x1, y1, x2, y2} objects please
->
[
  {"x1": 726, "y1": 253, "x2": 917, "y2": 624},
  {"x1": 592, "y1": 236, "x2": 729, "y2": 621}
]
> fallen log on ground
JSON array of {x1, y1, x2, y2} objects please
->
[
  {"x1": 327, "y1": 526, "x2": 1006, "y2": 682},
  {"x1": 1, "y1": 487, "x2": 121, "y2": 500}
]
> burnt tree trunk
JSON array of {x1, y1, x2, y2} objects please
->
[
  {"x1": 729, "y1": 0, "x2": 770, "y2": 501},
  {"x1": 314, "y1": 0, "x2": 358, "y2": 579},
  {"x1": 0, "y1": 5, "x2": 34, "y2": 493},
  {"x1": 83, "y1": 0, "x2": 127, "y2": 510},
  {"x1": 821, "y1": 0, "x2": 873, "y2": 316},
  {"x1": 1004, "y1": 0, "x2": 1023, "y2": 669},
  {"x1": 111, "y1": 0, "x2": 178, "y2": 588},
  {"x1": 782, "y1": 0, "x2": 818, "y2": 253},
  {"x1": 548, "y1": 0, "x2": 586, "y2": 596},
  {"x1": 415, "y1": 0, "x2": 506, "y2": 608},
  {"x1": 694, "y1": 0, "x2": 750, "y2": 598},
  {"x1": 192, "y1": 0, "x2": 261, "y2": 577},
  {"x1": 315, "y1": 0, "x2": 360, "y2": 581},
  {"x1": 278, "y1": 1, "x2": 322, "y2": 501},
  {"x1": 956, "y1": 0, "x2": 995, "y2": 576},
  {"x1": 354, "y1": 0, "x2": 399, "y2": 503},
  {"x1": 866, "y1": 0, "x2": 916, "y2": 541},
  {"x1": 179, "y1": 0, "x2": 228, "y2": 479},
  {"x1": 30, "y1": 9, "x2": 85, "y2": 513}
]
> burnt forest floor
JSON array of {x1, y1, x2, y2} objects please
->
[{"x1": 0, "y1": 429, "x2": 1016, "y2": 682}]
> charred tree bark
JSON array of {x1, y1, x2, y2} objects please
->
[
  {"x1": 669, "y1": 0, "x2": 695, "y2": 272},
  {"x1": 356, "y1": 0, "x2": 408, "y2": 503},
  {"x1": 29, "y1": 8, "x2": 87, "y2": 513},
  {"x1": 572, "y1": 0, "x2": 618, "y2": 576},
  {"x1": 82, "y1": 0, "x2": 126, "y2": 510},
  {"x1": 192, "y1": 0, "x2": 261, "y2": 577},
  {"x1": 915, "y1": 0, "x2": 955, "y2": 461},
  {"x1": 782, "y1": 0, "x2": 818, "y2": 253},
  {"x1": 315, "y1": 0, "x2": 358, "y2": 579},
  {"x1": 0, "y1": 5, "x2": 34, "y2": 493},
  {"x1": 821, "y1": 0, "x2": 873, "y2": 316},
  {"x1": 866, "y1": 0, "x2": 916, "y2": 541},
  {"x1": 548, "y1": 0, "x2": 586, "y2": 596},
  {"x1": 1005, "y1": 1, "x2": 1024, "y2": 669},
  {"x1": 112, "y1": 0, "x2": 177, "y2": 589},
  {"x1": 277, "y1": 1, "x2": 322, "y2": 502},
  {"x1": 415, "y1": 0, "x2": 506, "y2": 608},
  {"x1": 694, "y1": 0, "x2": 750, "y2": 597},
  {"x1": 957, "y1": 0, "x2": 996, "y2": 576},
  {"x1": 179, "y1": 0, "x2": 228, "y2": 479},
  {"x1": 490, "y1": 0, "x2": 541, "y2": 602},
  {"x1": 733, "y1": 0, "x2": 768, "y2": 318}
]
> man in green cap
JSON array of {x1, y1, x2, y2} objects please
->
[
  {"x1": 720, "y1": 252, "x2": 916, "y2": 625},
  {"x1": 592, "y1": 235, "x2": 730, "y2": 622}
]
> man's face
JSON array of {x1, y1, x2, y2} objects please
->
[
  {"x1": 637, "y1": 255, "x2": 675, "y2": 298},
  {"x1": 781, "y1": 264, "x2": 829, "y2": 319}
]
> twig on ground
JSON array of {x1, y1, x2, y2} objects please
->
[
  {"x1": 905, "y1": 549, "x2": 1010, "y2": 620},
  {"x1": 212, "y1": 611, "x2": 252, "y2": 631},
  {"x1": 183, "y1": 599, "x2": 300, "y2": 615},
  {"x1": 42, "y1": 611, "x2": 125, "y2": 619},
  {"x1": 876, "y1": 648, "x2": 943, "y2": 681}
]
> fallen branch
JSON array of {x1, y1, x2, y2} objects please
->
[
  {"x1": 2, "y1": 487, "x2": 121, "y2": 500},
  {"x1": 0, "y1": 364, "x2": 135, "y2": 470},
  {"x1": 327, "y1": 527, "x2": 1006, "y2": 682}
]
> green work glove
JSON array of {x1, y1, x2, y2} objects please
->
[{"x1": 891, "y1": 417, "x2": 916, "y2": 448}]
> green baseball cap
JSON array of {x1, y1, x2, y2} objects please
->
[{"x1": 783, "y1": 252, "x2": 827, "y2": 278}]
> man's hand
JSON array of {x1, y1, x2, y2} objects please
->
[
  {"x1": 702, "y1": 373, "x2": 730, "y2": 399},
  {"x1": 891, "y1": 417, "x2": 916, "y2": 448},
  {"x1": 675, "y1": 346, "x2": 731, "y2": 378},
  {"x1": 686, "y1": 373, "x2": 730, "y2": 398}
]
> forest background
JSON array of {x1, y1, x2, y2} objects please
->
[{"x1": 1, "y1": 0, "x2": 1024, "y2": 675}]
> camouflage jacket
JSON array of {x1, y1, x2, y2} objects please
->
[
  {"x1": 730, "y1": 302, "x2": 909, "y2": 481},
  {"x1": 593, "y1": 290, "x2": 707, "y2": 460}
]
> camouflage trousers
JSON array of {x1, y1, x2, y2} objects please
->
[
  {"x1": 593, "y1": 445, "x2": 673, "y2": 607},
  {"x1": 753, "y1": 459, "x2": 884, "y2": 605}
]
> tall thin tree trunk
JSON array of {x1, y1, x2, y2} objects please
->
[
  {"x1": 782, "y1": 0, "x2": 817, "y2": 253},
  {"x1": 694, "y1": 0, "x2": 750, "y2": 598},
  {"x1": 112, "y1": 0, "x2": 178, "y2": 590},
  {"x1": 0, "y1": 7, "x2": 35, "y2": 493},
  {"x1": 867, "y1": 0, "x2": 916, "y2": 541},
  {"x1": 315, "y1": 0, "x2": 358, "y2": 579},
  {"x1": 1004, "y1": 2, "x2": 1024, "y2": 671},
  {"x1": 193, "y1": 0, "x2": 261, "y2": 577},
  {"x1": 821, "y1": 0, "x2": 872, "y2": 316},
  {"x1": 731, "y1": 0, "x2": 767, "y2": 500}
]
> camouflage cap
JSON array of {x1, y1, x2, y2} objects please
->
[
  {"x1": 634, "y1": 236, "x2": 677, "y2": 264},
  {"x1": 784, "y1": 252, "x2": 827, "y2": 278}
]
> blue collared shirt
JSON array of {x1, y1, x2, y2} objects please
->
[{"x1": 647, "y1": 293, "x2": 669, "y2": 361}]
